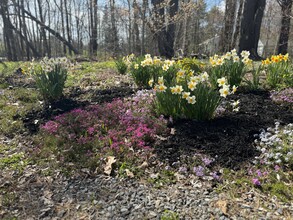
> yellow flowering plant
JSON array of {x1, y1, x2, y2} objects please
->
[
  {"x1": 154, "y1": 69, "x2": 237, "y2": 120},
  {"x1": 208, "y1": 49, "x2": 251, "y2": 89},
  {"x1": 262, "y1": 53, "x2": 290, "y2": 88}
]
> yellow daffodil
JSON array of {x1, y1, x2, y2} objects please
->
[
  {"x1": 148, "y1": 79, "x2": 154, "y2": 87},
  {"x1": 231, "y1": 49, "x2": 237, "y2": 57},
  {"x1": 145, "y1": 54, "x2": 151, "y2": 59},
  {"x1": 187, "y1": 95, "x2": 196, "y2": 104},
  {"x1": 188, "y1": 70, "x2": 194, "y2": 77},
  {"x1": 134, "y1": 64, "x2": 139, "y2": 69},
  {"x1": 283, "y1": 53, "x2": 289, "y2": 61}
]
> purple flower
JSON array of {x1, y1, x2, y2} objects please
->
[
  {"x1": 178, "y1": 166, "x2": 187, "y2": 173},
  {"x1": 274, "y1": 165, "x2": 280, "y2": 171},
  {"x1": 193, "y1": 166, "x2": 205, "y2": 177},
  {"x1": 211, "y1": 172, "x2": 220, "y2": 180},
  {"x1": 256, "y1": 169, "x2": 262, "y2": 177},
  {"x1": 202, "y1": 157, "x2": 213, "y2": 166},
  {"x1": 252, "y1": 178, "x2": 261, "y2": 186}
]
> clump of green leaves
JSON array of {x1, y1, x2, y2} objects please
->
[
  {"x1": 160, "y1": 210, "x2": 179, "y2": 220},
  {"x1": 115, "y1": 57, "x2": 128, "y2": 75},
  {"x1": 27, "y1": 57, "x2": 72, "y2": 104}
]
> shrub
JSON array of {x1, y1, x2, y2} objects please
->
[
  {"x1": 27, "y1": 57, "x2": 72, "y2": 103},
  {"x1": 208, "y1": 49, "x2": 251, "y2": 88}
]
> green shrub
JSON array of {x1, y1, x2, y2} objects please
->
[{"x1": 115, "y1": 57, "x2": 128, "y2": 75}]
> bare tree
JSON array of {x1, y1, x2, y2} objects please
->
[{"x1": 276, "y1": 0, "x2": 292, "y2": 54}]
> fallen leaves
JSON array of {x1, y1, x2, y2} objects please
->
[
  {"x1": 215, "y1": 200, "x2": 228, "y2": 215},
  {"x1": 104, "y1": 156, "x2": 116, "y2": 175}
]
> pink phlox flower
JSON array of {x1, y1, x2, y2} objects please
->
[{"x1": 252, "y1": 178, "x2": 261, "y2": 186}]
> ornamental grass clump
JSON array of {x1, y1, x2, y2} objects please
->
[
  {"x1": 39, "y1": 90, "x2": 168, "y2": 171},
  {"x1": 208, "y1": 49, "x2": 251, "y2": 88},
  {"x1": 153, "y1": 69, "x2": 238, "y2": 121},
  {"x1": 261, "y1": 53, "x2": 290, "y2": 88},
  {"x1": 27, "y1": 57, "x2": 72, "y2": 103}
]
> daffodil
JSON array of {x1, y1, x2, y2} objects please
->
[
  {"x1": 158, "y1": 84, "x2": 167, "y2": 92},
  {"x1": 148, "y1": 79, "x2": 154, "y2": 87},
  {"x1": 283, "y1": 53, "x2": 289, "y2": 61},
  {"x1": 158, "y1": 76, "x2": 164, "y2": 85},
  {"x1": 200, "y1": 72, "x2": 209, "y2": 82},
  {"x1": 170, "y1": 85, "x2": 183, "y2": 94},
  {"x1": 241, "y1": 50, "x2": 250, "y2": 58},
  {"x1": 177, "y1": 69, "x2": 185, "y2": 78},
  {"x1": 187, "y1": 95, "x2": 196, "y2": 104},
  {"x1": 182, "y1": 92, "x2": 190, "y2": 99},
  {"x1": 145, "y1": 54, "x2": 151, "y2": 59},
  {"x1": 219, "y1": 85, "x2": 230, "y2": 98},
  {"x1": 232, "y1": 100, "x2": 240, "y2": 107},
  {"x1": 217, "y1": 77, "x2": 226, "y2": 87},
  {"x1": 232, "y1": 85, "x2": 237, "y2": 94},
  {"x1": 216, "y1": 58, "x2": 225, "y2": 66},
  {"x1": 190, "y1": 76, "x2": 201, "y2": 84},
  {"x1": 233, "y1": 56, "x2": 240, "y2": 63},
  {"x1": 162, "y1": 64, "x2": 169, "y2": 71},
  {"x1": 188, "y1": 81, "x2": 197, "y2": 91},
  {"x1": 134, "y1": 64, "x2": 139, "y2": 69}
]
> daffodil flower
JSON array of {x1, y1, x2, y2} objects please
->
[
  {"x1": 182, "y1": 92, "x2": 190, "y2": 99},
  {"x1": 158, "y1": 84, "x2": 167, "y2": 92},
  {"x1": 188, "y1": 81, "x2": 197, "y2": 91},
  {"x1": 217, "y1": 77, "x2": 226, "y2": 87},
  {"x1": 219, "y1": 85, "x2": 230, "y2": 98},
  {"x1": 187, "y1": 95, "x2": 196, "y2": 104}
]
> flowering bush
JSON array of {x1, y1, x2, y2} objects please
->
[
  {"x1": 208, "y1": 49, "x2": 251, "y2": 88},
  {"x1": 27, "y1": 57, "x2": 72, "y2": 103},
  {"x1": 262, "y1": 53, "x2": 290, "y2": 88},
  {"x1": 154, "y1": 70, "x2": 238, "y2": 121},
  {"x1": 40, "y1": 90, "x2": 168, "y2": 171}
]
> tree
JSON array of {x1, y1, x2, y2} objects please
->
[
  {"x1": 221, "y1": 0, "x2": 237, "y2": 52},
  {"x1": 276, "y1": 0, "x2": 292, "y2": 54},
  {"x1": 151, "y1": 0, "x2": 179, "y2": 58},
  {"x1": 238, "y1": 0, "x2": 266, "y2": 60}
]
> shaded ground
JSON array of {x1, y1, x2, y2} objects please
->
[{"x1": 155, "y1": 90, "x2": 293, "y2": 169}]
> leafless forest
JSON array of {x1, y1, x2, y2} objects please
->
[{"x1": 0, "y1": 0, "x2": 292, "y2": 60}]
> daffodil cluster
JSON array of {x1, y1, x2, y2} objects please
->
[
  {"x1": 40, "y1": 57, "x2": 72, "y2": 73},
  {"x1": 153, "y1": 68, "x2": 238, "y2": 120},
  {"x1": 208, "y1": 49, "x2": 250, "y2": 88},
  {"x1": 261, "y1": 53, "x2": 291, "y2": 88}
]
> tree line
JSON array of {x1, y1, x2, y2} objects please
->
[{"x1": 0, "y1": 0, "x2": 292, "y2": 61}]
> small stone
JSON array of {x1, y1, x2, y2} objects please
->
[{"x1": 149, "y1": 211, "x2": 157, "y2": 217}]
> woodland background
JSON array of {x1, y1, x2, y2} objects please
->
[{"x1": 0, "y1": 0, "x2": 292, "y2": 61}]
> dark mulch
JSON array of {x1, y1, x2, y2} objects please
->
[
  {"x1": 22, "y1": 86, "x2": 137, "y2": 133},
  {"x1": 22, "y1": 88, "x2": 292, "y2": 170},
  {"x1": 155, "y1": 90, "x2": 293, "y2": 169}
]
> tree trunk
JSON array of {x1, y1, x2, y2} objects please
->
[
  {"x1": 221, "y1": 0, "x2": 236, "y2": 52},
  {"x1": 277, "y1": 0, "x2": 292, "y2": 54},
  {"x1": 238, "y1": 0, "x2": 266, "y2": 60},
  {"x1": 152, "y1": 0, "x2": 178, "y2": 58},
  {"x1": 231, "y1": 0, "x2": 244, "y2": 49}
]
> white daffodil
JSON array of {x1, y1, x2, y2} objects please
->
[
  {"x1": 187, "y1": 95, "x2": 196, "y2": 104},
  {"x1": 188, "y1": 81, "x2": 197, "y2": 91},
  {"x1": 217, "y1": 77, "x2": 227, "y2": 87},
  {"x1": 182, "y1": 92, "x2": 190, "y2": 99}
]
